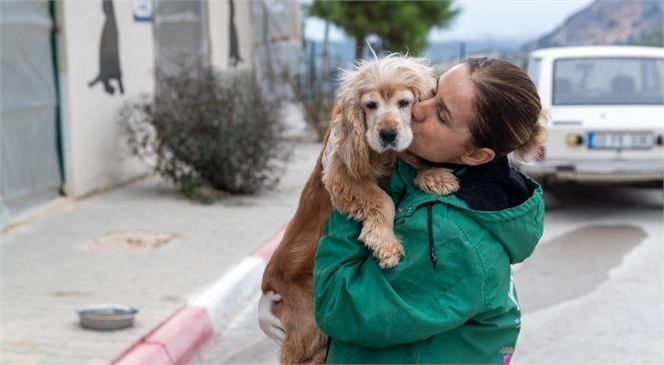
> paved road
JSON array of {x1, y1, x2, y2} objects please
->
[
  {"x1": 513, "y1": 185, "x2": 663, "y2": 364},
  {"x1": 192, "y1": 185, "x2": 663, "y2": 364},
  {"x1": 0, "y1": 142, "x2": 320, "y2": 365},
  {"x1": 192, "y1": 292, "x2": 280, "y2": 365}
]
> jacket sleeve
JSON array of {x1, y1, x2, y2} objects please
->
[{"x1": 313, "y1": 206, "x2": 487, "y2": 348}]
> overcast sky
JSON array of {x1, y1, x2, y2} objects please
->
[{"x1": 304, "y1": 0, "x2": 596, "y2": 42}]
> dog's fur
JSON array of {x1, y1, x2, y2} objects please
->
[{"x1": 260, "y1": 55, "x2": 459, "y2": 364}]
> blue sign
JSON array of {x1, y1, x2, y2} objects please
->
[{"x1": 133, "y1": 0, "x2": 153, "y2": 22}]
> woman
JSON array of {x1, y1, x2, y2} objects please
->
[{"x1": 314, "y1": 57, "x2": 547, "y2": 364}]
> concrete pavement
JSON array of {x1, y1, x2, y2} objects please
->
[{"x1": 1, "y1": 141, "x2": 321, "y2": 365}]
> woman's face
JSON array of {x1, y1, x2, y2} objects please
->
[{"x1": 409, "y1": 64, "x2": 477, "y2": 164}]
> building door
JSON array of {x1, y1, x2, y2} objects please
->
[{"x1": 0, "y1": 0, "x2": 62, "y2": 227}]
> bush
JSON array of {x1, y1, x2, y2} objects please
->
[{"x1": 119, "y1": 67, "x2": 291, "y2": 197}]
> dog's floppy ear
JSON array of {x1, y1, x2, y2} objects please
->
[
  {"x1": 392, "y1": 57, "x2": 436, "y2": 102},
  {"x1": 337, "y1": 100, "x2": 371, "y2": 180},
  {"x1": 410, "y1": 63, "x2": 437, "y2": 102},
  {"x1": 413, "y1": 75, "x2": 437, "y2": 102}
]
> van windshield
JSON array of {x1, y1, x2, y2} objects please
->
[{"x1": 553, "y1": 57, "x2": 664, "y2": 105}]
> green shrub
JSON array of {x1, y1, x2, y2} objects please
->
[{"x1": 119, "y1": 67, "x2": 291, "y2": 197}]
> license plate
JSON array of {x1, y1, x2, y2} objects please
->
[{"x1": 587, "y1": 132, "x2": 654, "y2": 150}]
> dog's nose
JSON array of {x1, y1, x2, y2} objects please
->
[{"x1": 379, "y1": 129, "x2": 398, "y2": 143}]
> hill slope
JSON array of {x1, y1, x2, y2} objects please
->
[{"x1": 523, "y1": 0, "x2": 663, "y2": 51}]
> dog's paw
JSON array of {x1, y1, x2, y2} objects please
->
[
  {"x1": 414, "y1": 168, "x2": 459, "y2": 195},
  {"x1": 359, "y1": 228, "x2": 404, "y2": 269},
  {"x1": 375, "y1": 240, "x2": 405, "y2": 269}
]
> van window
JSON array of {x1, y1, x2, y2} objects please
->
[
  {"x1": 552, "y1": 57, "x2": 664, "y2": 105},
  {"x1": 526, "y1": 57, "x2": 541, "y2": 87}
]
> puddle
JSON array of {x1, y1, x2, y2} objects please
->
[
  {"x1": 82, "y1": 231, "x2": 178, "y2": 252},
  {"x1": 515, "y1": 224, "x2": 645, "y2": 313}
]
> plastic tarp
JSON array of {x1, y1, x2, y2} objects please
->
[
  {"x1": 251, "y1": 0, "x2": 302, "y2": 102},
  {"x1": 154, "y1": 0, "x2": 210, "y2": 76},
  {"x1": 0, "y1": 0, "x2": 61, "y2": 226}
]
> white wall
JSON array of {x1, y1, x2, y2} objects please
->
[
  {"x1": 208, "y1": 0, "x2": 253, "y2": 71},
  {"x1": 57, "y1": 0, "x2": 155, "y2": 198}
]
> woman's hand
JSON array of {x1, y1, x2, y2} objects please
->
[{"x1": 257, "y1": 290, "x2": 286, "y2": 344}]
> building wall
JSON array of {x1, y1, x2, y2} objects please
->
[{"x1": 56, "y1": 0, "x2": 154, "y2": 197}]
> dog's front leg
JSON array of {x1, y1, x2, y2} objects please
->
[
  {"x1": 414, "y1": 167, "x2": 459, "y2": 195},
  {"x1": 399, "y1": 152, "x2": 459, "y2": 196},
  {"x1": 329, "y1": 179, "x2": 404, "y2": 269},
  {"x1": 359, "y1": 192, "x2": 404, "y2": 269}
]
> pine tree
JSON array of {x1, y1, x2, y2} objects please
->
[{"x1": 310, "y1": 0, "x2": 459, "y2": 60}]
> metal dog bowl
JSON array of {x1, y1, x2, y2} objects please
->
[{"x1": 76, "y1": 304, "x2": 138, "y2": 331}]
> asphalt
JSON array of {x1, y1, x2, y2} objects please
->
[{"x1": 0, "y1": 137, "x2": 320, "y2": 365}]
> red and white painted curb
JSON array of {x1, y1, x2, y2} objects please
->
[{"x1": 110, "y1": 227, "x2": 285, "y2": 365}]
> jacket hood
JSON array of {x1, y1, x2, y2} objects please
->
[
  {"x1": 392, "y1": 159, "x2": 545, "y2": 264},
  {"x1": 453, "y1": 182, "x2": 544, "y2": 264}
]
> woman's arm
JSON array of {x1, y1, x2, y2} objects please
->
[{"x1": 314, "y1": 207, "x2": 486, "y2": 348}]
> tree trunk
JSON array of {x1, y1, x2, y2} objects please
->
[{"x1": 354, "y1": 36, "x2": 365, "y2": 61}]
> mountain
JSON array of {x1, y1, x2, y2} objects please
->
[{"x1": 523, "y1": 0, "x2": 664, "y2": 51}]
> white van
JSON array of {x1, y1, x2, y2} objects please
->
[{"x1": 515, "y1": 46, "x2": 664, "y2": 187}]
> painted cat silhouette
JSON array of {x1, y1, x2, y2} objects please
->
[
  {"x1": 228, "y1": 0, "x2": 243, "y2": 68},
  {"x1": 89, "y1": 0, "x2": 124, "y2": 95}
]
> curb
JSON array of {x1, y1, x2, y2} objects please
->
[{"x1": 110, "y1": 226, "x2": 286, "y2": 365}]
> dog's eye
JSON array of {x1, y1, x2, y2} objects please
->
[
  {"x1": 365, "y1": 101, "x2": 378, "y2": 110},
  {"x1": 398, "y1": 99, "x2": 411, "y2": 108}
]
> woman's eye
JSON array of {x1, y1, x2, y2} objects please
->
[
  {"x1": 365, "y1": 101, "x2": 377, "y2": 110},
  {"x1": 398, "y1": 99, "x2": 410, "y2": 108},
  {"x1": 437, "y1": 112, "x2": 447, "y2": 124}
]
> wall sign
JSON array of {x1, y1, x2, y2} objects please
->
[{"x1": 133, "y1": 0, "x2": 153, "y2": 22}]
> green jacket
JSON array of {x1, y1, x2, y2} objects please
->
[{"x1": 314, "y1": 158, "x2": 544, "y2": 364}]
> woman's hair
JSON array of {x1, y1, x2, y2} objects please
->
[{"x1": 463, "y1": 57, "x2": 547, "y2": 161}]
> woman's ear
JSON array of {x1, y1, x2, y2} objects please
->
[
  {"x1": 460, "y1": 147, "x2": 495, "y2": 166},
  {"x1": 338, "y1": 101, "x2": 370, "y2": 179}
]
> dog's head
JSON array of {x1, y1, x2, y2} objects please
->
[
  {"x1": 334, "y1": 55, "x2": 436, "y2": 177},
  {"x1": 337, "y1": 55, "x2": 436, "y2": 154}
]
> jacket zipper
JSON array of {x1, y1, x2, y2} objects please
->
[{"x1": 396, "y1": 188, "x2": 438, "y2": 268}]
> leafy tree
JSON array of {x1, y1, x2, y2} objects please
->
[{"x1": 310, "y1": 0, "x2": 459, "y2": 60}]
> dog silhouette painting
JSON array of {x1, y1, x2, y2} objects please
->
[
  {"x1": 228, "y1": 0, "x2": 243, "y2": 68},
  {"x1": 89, "y1": 0, "x2": 124, "y2": 95}
]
